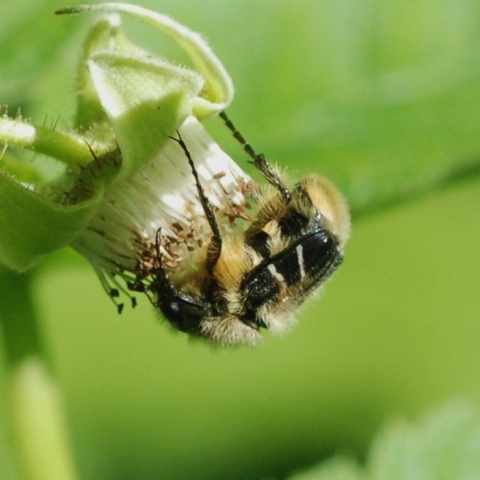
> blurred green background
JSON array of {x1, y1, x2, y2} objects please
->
[{"x1": 1, "y1": 0, "x2": 480, "y2": 479}]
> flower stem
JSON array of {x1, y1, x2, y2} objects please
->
[
  {"x1": 0, "y1": 117, "x2": 98, "y2": 167},
  {"x1": 0, "y1": 269, "x2": 45, "y2": 366},
  {"x1": 0, "y1": 268, "x2": 79, "y2": 480}
]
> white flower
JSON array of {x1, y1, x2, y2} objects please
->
[{"x1": 72, "y1": 116, "x2": 255, "y2": 312}]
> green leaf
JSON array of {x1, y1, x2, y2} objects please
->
[
  {"x1": 368, "y1": 401, "x2": 480, "y2": 480},
  {"x1": 206, "y1": 1, "x2": 480, "y2": 216},
  {"x1": 288, "y1": 401, "x2": 480, "y2": 480},
  {"x1": 289, "y1": 457, "x2": 364, "y2": 480}
]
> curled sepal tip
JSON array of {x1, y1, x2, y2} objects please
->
[{"x1": 56, "y1": 2, "x2": 234, "y2": 117}]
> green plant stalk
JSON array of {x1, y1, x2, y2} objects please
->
[
  {"x1": 0, "y1": 118, "x2": 100, "y2": 167},
  {"x1": 0, "y1": 268, "x2": 79, "y2": 480}
]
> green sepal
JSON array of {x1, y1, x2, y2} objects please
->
[
  {"x1": 56, "y1": 3, "x2": 234, "y2": 118},
  {"x1": 87, "y1": 50, "x2": 203, "y2": 182},
  {"x1": 0, "y1": 171, "x2": 103, "y2": 271},
  {"x1": 74, "y1": 13, "x2": 138, "y2": 130}
]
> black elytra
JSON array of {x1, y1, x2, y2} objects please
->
[{"x1": 240, "y1": 227, "x2": 342, "y2": 323}]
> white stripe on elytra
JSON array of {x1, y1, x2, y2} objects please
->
[
  {"x1": 267, "y1": 263, "x2": 285, "y2": 283},
  {"x1": 296, "y1": 244, "x2": 305, "y2": 279}
]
